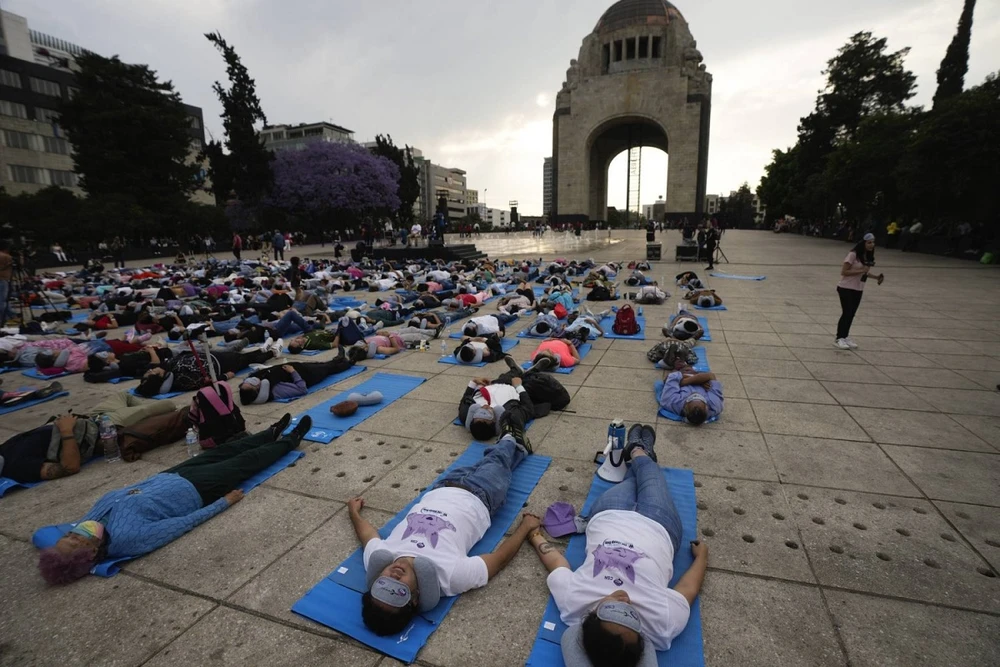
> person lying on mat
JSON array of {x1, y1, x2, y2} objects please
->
[
  {"x1": 666, "y1": 310, "x2": 704, "y2": 341},
  {"x1": 0, "y1": 381, "x2": 64, "y2": 410},
  {"x1": 528, "y1": 313, "x2": 561, "y2": 337},
  {"x1": 36, "y1": 415, "x2": 312, "y2": 585},
  {"x1": 683, "y1": 289, "x2": 723, "y2": 308},
  {"x1": 20, "y1": 337, "x2": 145, "y2": 375},
  {"x1": 658, "y1": 367, "x2": 723, "y2": 426},
  {"x1": 83, "y1": 344, "x2": 174, "y2": 383},
  {"x1": 623, "y1": 270, "x2": 654, "y2": 287},
  {"x1": 529, "y1": 427, "x2": 709, "y2": 666},
  {"x1": 632, "y1": 285, "x2": 668, "y2": 305},
  {"x1": 458, "y1": 359, "x2": 570, "y2": 441},
  {"x1": 647, "y1": 340, "x2": 699, "y2": 370},
  {"x1": 135, "y1": 347, "x2": 279, "y2": 397},
  {"x1": 286, "y1": 329, "x2": 340, "y2": 354},
  {"x1": 221, "y1": 309, "x2": 323, "y2": 346},
  {"x1": 461, "y1": 313, "x2": 516, "y2": 338},
  {"x1": 497, "y1": 292, "x2": 533, "y2": 316},
  {"x1": 453, "y1": 333, "x2": 505, "y2": 365},
  {"x1": 675, "y1": 271, "x2": 706, "y2": 290},
  {"x1": 348, "y1": 410, "x2": 541, "y2": 636},
  {"x1": 529, "y1": 334, "x2": 586, "y2": 370},
  {"x1": 344, "y1": 326, "x2": 444, "y2": 362},
  {"x1": 566, "y1": 312, "x2": 606, "y2": 338},
  {"x1": 238, "y1": 356, "x2": 355, "y2": 404}
]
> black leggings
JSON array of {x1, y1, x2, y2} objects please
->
[
  {"x1": 214, "y1": 349, "x2": 272, "y2": 375},
  {"x1": 836, "y1": 287, "x2": 863, "y2": 340},
  {"x1": 291, "y1": 359, "x2": 352, "y2": 387},
  {"x1": 168, "y1": 428, "x2": 296, "y2": 505}
]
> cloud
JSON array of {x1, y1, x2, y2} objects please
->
[{"x1": 535, "y1": 93, "x2": 551, "y2": 108}]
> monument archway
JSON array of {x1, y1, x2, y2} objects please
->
[
  {"x1": 551, "y1": 0, "x2": 712, "y2": 223},
  {"x1": 588, "y1": 114, "x2": 668, "y2": 222}
]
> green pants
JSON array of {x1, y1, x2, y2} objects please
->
[
  {"x1": 88, "y1": 391, "x2": 177, "y2": 427},
  {"x1": 166, "y1": 428, "x2": 297, "y2": 505}
]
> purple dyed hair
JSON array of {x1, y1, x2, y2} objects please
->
[{"x1": 38, "y1": 548, "x2": 95, "y2": 585}]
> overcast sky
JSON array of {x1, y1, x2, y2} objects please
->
[{"x1": 7, "y1": 0, "x2": 999, "y2": 215}]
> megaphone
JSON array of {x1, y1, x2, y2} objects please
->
[{"x1": 596, "y1": 419, "x2": 627, "y2": 483}]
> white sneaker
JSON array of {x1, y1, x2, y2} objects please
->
[
  {"x1": 270, "y1": 339, "x2": 284, "y2": 358},
  {"x1": 844, "y1": 337, "x2": 858, "y2": 349},
  {"x1": 834, "y1": 338, "x2": 851, "y2": 350}
]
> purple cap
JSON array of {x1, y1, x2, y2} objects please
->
[{"x1": 543, "y1": 502, "x2": 580, "y2": 538}]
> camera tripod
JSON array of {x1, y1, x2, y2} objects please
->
[{"x1": 7, "y1": 263, "x2": 60, "y2": 327}]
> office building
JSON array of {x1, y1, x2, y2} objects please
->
[
  {"x1": 467, "y1": 202, "x2": 508, "y2": 228},
  {"x1": 466, "y1": 188, "x2": 478, "y2": 206},
  {"x1": 415, "y1": 156, "x2": 466, "y2": 223},
  {"x1": 261, "y1": 121, "x2": 354, "y2": 152},
  {"x1": 543, "y1": 157, "x2": 553, "y2": 215},
  {"x1": 0, "y1": 10, "x2": 206, "y2": 197}
]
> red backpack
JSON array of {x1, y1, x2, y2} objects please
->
[
  {"x1": 188, "y1": 382, "x2": 246, "y2": 449},
  {"x1": 612, "y1": 305, "x2": 640, "y2": 336}
]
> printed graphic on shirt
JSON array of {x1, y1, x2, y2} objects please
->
[
  {"x1": 401, "y1": 510, "x2": 456, "y2": 548},
  {"x1": 592, "y1": 540, "x2": 647, "y2": 585}
]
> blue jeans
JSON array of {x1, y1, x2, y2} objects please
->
[
  {"x1": 0, "y1": 280, "x2": 9, "y2": 324},
  {"x1": 270, "y1": 310, "x2": 311, "y2": 338},
  {"x1": 588, "y1": 456, "x2": 682, "y2": 552},
  {"x1": 495, "y1": 312, "x2": 518, "y2": 325},
  {"x1": 432, "y1": 436, "x2": 524, "y2": 517},
  {"x1": 214, "y1": 315, "x2": 258, "y2": 333}
]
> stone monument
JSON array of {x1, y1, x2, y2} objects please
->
[{"x1": 551, "y1": 0, "x2": 712, "y2": 223}]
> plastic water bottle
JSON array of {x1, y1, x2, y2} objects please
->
[
  {"x1": 100, "y1": 415, "x2": 120, "y2": 463},
  {"x1": 186, "y1": 427, "x2": 201, "y2": 458}
]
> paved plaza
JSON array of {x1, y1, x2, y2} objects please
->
[{"x1": 2, "y1": 230, "x2": 999, "y2": 666}]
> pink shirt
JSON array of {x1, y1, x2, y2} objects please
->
[
  {"x1": 837, "y1": 252, "x2": 865, "y2": 291},
  {"x1": 532, "y1": 339, "x2": 577, "y2": 367}
]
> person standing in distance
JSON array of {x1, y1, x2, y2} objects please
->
[
  {"x1": 272, "y1": 230, "x2": 286, "y2": 261},
  {"x1": 0, "y1": 240, "x2": 12, "y2": 325},
  {"x1": 835, "y1": 232, "x2": 883, "y2": 350}
]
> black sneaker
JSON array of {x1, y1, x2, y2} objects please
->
[
  {"x1": 271, "y1": 413, "x2": 291, "y2": 440},
  {"x1": 290, "y1": 415, "x2": 313, "y2": 441},
  {"x1": 33, "y1": 382, "x2": 64, "y2": 399},
  {"x1": 525, "y1": 353, "x2": 555, "y2": 374},
  {"x1": 624, "y1": 424, "x2": 658, "y2": 462},
  {"x1": 503, "y1": 355, "x2": 524, "y2": 377},
  {"x1": 499, "y1": 414, "x2": 532, "y2": 454}
]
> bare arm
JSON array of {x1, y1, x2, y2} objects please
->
[
  {"x1": 528, "y1": 528, "x2": 571, "y2": 573},
  {"x1": 347, "y1": 498, "x2": 380, "y2": 547},
  {"x1": 673, "y1": 541, "x2": 708, "y2": 604},
  {"x1": 479, "y1": 514, "x2": 539, "y2": 579}
]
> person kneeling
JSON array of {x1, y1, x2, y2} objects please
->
[
  {"x1": 530, "y1": 427, "x2": 708, "y2": 666},
  {"x1": 37, "y1": 415, "x2": 313, "y2": 584}
]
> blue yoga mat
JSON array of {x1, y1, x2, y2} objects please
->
[
  {"x1": 709, "y1": 272, "x2": 765, "y2": 281},
  {"x1": 692, "y1": 346, "x2": 709, "y2": 372},
  {"x1": 22, "y1": 368, "x2": 72, "y2": 380},
  {"x1": 601, "y1": 315, "x2": 647, "y2": 340},
  {"x1": 0, "y1": 476, "x2": 40, "y2": 497},
  {"x1": 693, "y1": 303, "x2": 727, "y2": 311},
  {"x1": 0, "y1": 390, "x2": 70, "y2": 416},
  {"x1": 438, "y1": 338, "x2": 520, "y2": 367},
  {"x1": 519, "y1": 343, "x2": 593, "y2": 375},
  {"x1": 108, "y1": 376, "x2": 137, "y2": 384},
  {"x1": 526, "y1": 467, "x2": 703, "y2": 667},
  {"x1": 295, "y1": 349, "x2": 323, "y2": 357},
  {"x1": 283, "y1": 372, "x2": 426, "y2": 443},
  {"x1": 330, "y1": 298, "x2": 366, "y2": 309},
  {"x1": 273, "y1": 365, "x2": 367, "y2": 403},
  {"x1": 31, "y1": 450, "x2": 305, "y2": 577},
  {"x1": 0, "y1": 366, "x2": 21, "y2": 374},
  {"x1": 69, "y1": 311, "x2": 91, "y2": 323},
  {"x1": 653, "y1": 380, "x2": 719, "y2": 424},
  {"x1": 291, "y1": 442, "x2": 552, "y2": 663},
  {"x1": 669, "y1": 314, "x2": 712, "y2": 342}
]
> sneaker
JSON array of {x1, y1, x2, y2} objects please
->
[
  {"x1": 503, "y1": 355, "x2": 524, "y2": 377},
  {"x1": 499, "y1": 416, "x2": 532, "y2": 454},
  {"x1": 834, "y1": 338, "x2": 851, "y2": 350},
  {"x1": 289, "y1": 415, "x2": 313, "y2": 441},
  {"x1": 525, "y1": 353, "x2": 555, "y2": 374},
  {"x1": 844, "y1": 337, "x2": 858, "y2": 349},
  {"x1": 372, "y1": 321, "x2": 384, "y2": 331},
  {"x1": 270, "y1": 413, "x2": 291, "y2": 440},
  {"x1": 34, "y1": 381, "x2": 64, "y2": 399},
  {"x1": 624, "y1": 424, "x2": 658, "y2": 462},
  {"x1": 269, "y1": 339, "x2": 284, "y2": 358}
]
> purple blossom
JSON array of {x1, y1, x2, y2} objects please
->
[{"x1": 268, "y1": 141, "x2": 400, "y2": 215}]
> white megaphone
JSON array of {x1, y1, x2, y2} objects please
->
[{"x1": 596, "y1": 419, "x2": 628, "y2": 483}]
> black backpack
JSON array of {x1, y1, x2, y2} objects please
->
[
  {"x1": 587, "y1": 285, "x2": 612, "y2": 301},
  {"x1": 188, "y1": 382, "x2": 246, "y2": 448}
]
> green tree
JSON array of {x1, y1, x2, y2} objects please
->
[
  {"x1": 900, "y1": 73, "x2": 1000, "y2": 226},
  {"x1": 368, "y1": 134, "x2": 421, "y2": 225},
  {"x1": 205, "y1": 32, "x2": 273, "y2": 219},
  {"x1": 201, "y1": 138, "x2": 235, "y2": 206},
  {"x1": 58, "y1": 52, "x2": 199, "y2": 230},
  {"x1": 720, "y1": 183, "x2": 756, "y2": 229},
  {"x1": 934, "y1": 0, "x2": 977, "y2": 107},
  {"x1": 759, "y1": 32, "x2": 916, "y2": 222}
]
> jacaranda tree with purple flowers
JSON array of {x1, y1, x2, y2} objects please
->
[{"x1": 268, "y1": 141, "x2": 400, "y2": 230}]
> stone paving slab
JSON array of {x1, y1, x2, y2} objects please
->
[{"x1": 3, "y1": 230, "x2": 999, "y2": 667}]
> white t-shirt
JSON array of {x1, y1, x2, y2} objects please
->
[
  {"x1": 546, "y1": 510, "x2": 690, "y2": 651},
  {"x1": 362, "y1": 487, "x2": 490, "y2": 596},
  {"x1": 428, "y1": 270, "x2": 450, "y2": 282},
  {"x1": 473, "y1": 382, "x2": 520, "y2": 408},
  {"x1": 411, "y1": 224, "x2": 422, "y2": 235},
  {"x1": 469, "y1": 315, "x2": 500, "y2": 335}
]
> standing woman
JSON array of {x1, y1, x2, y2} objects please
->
[{"x1": 835, "y1": 232, "x2": 883, "y2": 349}]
